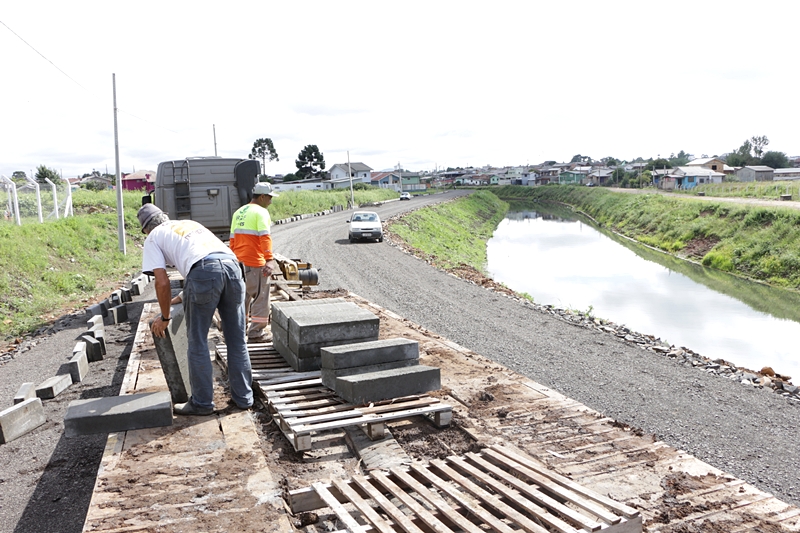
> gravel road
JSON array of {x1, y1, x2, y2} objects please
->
[{"x1": 273, "y1": 189, "x2": 800, "y2": 507}]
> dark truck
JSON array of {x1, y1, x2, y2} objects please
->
[{"x1": 143, "y1": 157, "x2": 260, "y2": 239}]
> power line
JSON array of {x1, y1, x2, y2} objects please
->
[
  {"x1": 0, "y1": 19, "x2": 91, "y2": 93},
  {"x1": 0, "y1": 19, "x2": 179, "y2": 134}
]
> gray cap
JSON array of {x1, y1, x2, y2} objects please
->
[
  {"x1": 137, "y1": 203, "x2": 163, "y2": 233},
  {"x1": 253, "y1": 182, "x2": 279, "y2": 197}
]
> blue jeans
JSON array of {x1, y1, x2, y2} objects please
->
[{"x1": 183, "y1": 257, "x2": 253, "y2": 409}]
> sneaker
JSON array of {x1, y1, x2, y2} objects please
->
[
  {"x1": 247, "y1": 333, "x2": 272, "y2": 344},
  {"x1": 173, "y1": 401, "x2": 214, "y2": 416}
]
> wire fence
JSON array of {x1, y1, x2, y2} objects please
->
[{"x1": 0, "y1": 175, "x2": 73, "y2": 225}]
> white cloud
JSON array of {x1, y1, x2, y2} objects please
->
[{"x1": 2, "y1": 1, "x2": 798, "y2": 179}]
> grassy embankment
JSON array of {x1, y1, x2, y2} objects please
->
[
  {"x1": 679, "y1": 180, "x2": 800, "y2": 200},
  {"x1": 388, "y1": 190, "x2": 508, "y2": 270},
  {"x1": 0, "y1": 187, "x2": 398, "y2": 340},
  {"x1": 492, "y1": 185, "x2": 800, "y2": 291}
]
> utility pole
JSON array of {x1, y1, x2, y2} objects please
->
[
  {"x1": 112, "y1": 73, "x2": 126, "y2": 254},
  {"x1": 347, "y1": 151, "x2": 354, "y2": 209},
  {"x1": 213, "y1": 124, "x2": 218, "y2": 156}
]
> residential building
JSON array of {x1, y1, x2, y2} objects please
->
[
  {"x1": 686, "y1": 157, "x2": 730, "y2": 173},
  {"x1": 735, "y1": 165, "x2": 774, "y2": 182},
  {"x1": 328, "y1": 162, "x2": 373, "y2": 183},
  {"x1": 773, "y1": 168, "x2": 800, "y2": 180}
]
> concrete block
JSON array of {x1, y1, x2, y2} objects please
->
[
  {"x1": 99, "y1": 299, "x2": 110, "y2": 316},
  {"x1": 271, "y1": 299, "x2": 348, "y2": 330},
  {"x1": 321, "y1": 359, "x2": 419, "y2": 390},
  {"x1": 120, "y1": 287, "x2": 132, "y2": 303},
  {"x1": 86, "y1": 303, "x2": 104, "y2": 317},
  {"x1": 278, "y1": 348, "x2": 322, "y2": 372},
  {"x1": 35, "y1": 374, "x2": 72, "y2": 399},
  {"x1": 288, "y1": 308, "x2": 379, "y2": 345},
  {"x1": 73, "y1": 341, "x2": 86, "y2": 358},
  {"x1": 321, "y1": 338, "x2": 420, "y2": 370},
  {"x1": 151, "y1": 304, "x2": 191, "y2": 404},
  {"x1": 68, "y1": 350, "x2": 89, "y2": 383},
  {"x1": 13, "y1": 382, "x2": 35, "y2": 405},
  {"x1": 291, "y1": 336, "x2": 381, "y2": 360},
  {"x1": 87, "y1": 315, "x2": 104, "y2": 329},
  {"x1": 109, "y1": 290, "x2": 122, "y2": 306},
  {"x1": 335, "y1": 365, "x2": 441, "y2": 404},
  {"x1": 82, "y1": 335, "x2": 103, "y2": 362},
  {"x1": 84, "y1": 329, "x2": 106, "y2": 355},
  {"x1": 83, "y1": 335, "x2": 102, "y2": 361},
  {"x1": 129, "y1": 279, "x2": 141, "y2": 296},
  {"x1": 109, "y1": 304, "x2": 128, "y2": 324},
  {"x1": 63, "y1": 391, "x2": 173, "y2": 437},
  {"x1": 0, "y1": 398, "x2": 46, "y2": 444}
]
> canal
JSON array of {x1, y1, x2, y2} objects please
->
[{"x1": 486, "y1": 202, "x2": 800, "y2": 379}]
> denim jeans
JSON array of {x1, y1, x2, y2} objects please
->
[{"x1": 183, "y1": 257, "x2": 252, "y2": 409}]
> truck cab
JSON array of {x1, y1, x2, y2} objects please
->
[{"x1": 143, "y1": 157, "x2": 260, "y2": 239}]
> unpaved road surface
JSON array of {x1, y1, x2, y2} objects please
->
[{"x1": 273, "y1": 189, "x2": 800, "y2": 508}]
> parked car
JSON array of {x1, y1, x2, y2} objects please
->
[
  {"x1": 347, "y1": 211, "x2": 383, "y2": 243},
  {"x1": 399, "y1": 192, "x2": 411, "y2": 200}
]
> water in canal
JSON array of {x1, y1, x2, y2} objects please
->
[{"x1": 486, "y1": 202, "x2": 800, "y2": 379}]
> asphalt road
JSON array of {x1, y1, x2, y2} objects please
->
[{"x1": 273, "y1": 189, "x2": 800, "y2": 507}]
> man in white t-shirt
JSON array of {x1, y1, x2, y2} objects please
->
[{"x1": 138, "y1": 203, "x2": 253, "y2": 415}]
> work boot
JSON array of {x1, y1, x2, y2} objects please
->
[
  {"x1": 173, "y1": 401, "x2": 214, "y2": 416},
  {"x1": 247, "y1": 333, "x2": 272, "y2": 344}
]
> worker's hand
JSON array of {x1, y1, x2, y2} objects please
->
[
  {"x1": 262, "y1": 259, "x2": 278, "y2": 277},
  {"x1": 151, "y1": 316, "x2": 169, "y2": 338}
]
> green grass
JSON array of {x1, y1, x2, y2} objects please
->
[
  {"x1": 387, "y1": 190, "x2": 508, "y2": 271},
  {"x1": 0, "y1": 185, "x2": 401, "y2": 340},
  {"x1": 491, "y1": 185, "x2": 800, "y2": 290},
  {"x1": 680, "y1": 181, "x2": 800, "y2": 200}
]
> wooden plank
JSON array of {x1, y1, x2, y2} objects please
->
[
  {"x1": 464, "y1": 452, "x2": 601, "y2": 532},
  {"x1": 290, "y1": 404, "x2": 452, "y2": 435},
  {"x1": 260, "y1": 377, "x2": 323, "y2": 392},
  {"x1": 388, "y1": 467, "x2": 485, "y2": 533},
  {"x1": 369, "y1": 470, "x2": 456, "y2": 533},
  {"x1": 489, "y1": 445, "x2": 640, "y2": 519},
  {"x1": 446, "y1": 455, "x2": 579, "y2": 533},
  {"x1": 351, "y1": 474, "x2": 426, "y2": 533},
  {"x1": 331, "y1": 478, "x2": 397, "y2": 533},
  {"x1": 480, "y1": 447, "x2": 621, "y2": 525},
  {"x1": 312, "y1": 482, "x2": 366, "y2": 533},
  {"x1": 430, "y1": 459, "x2": 551, "y2": 533},
  {"x1": 408, "y1": 464, "x2": 518, "y2": 533}
]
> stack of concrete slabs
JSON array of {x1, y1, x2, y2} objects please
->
[{"x1": 271, "y1": 299, "x2": 380, "y2": 372}]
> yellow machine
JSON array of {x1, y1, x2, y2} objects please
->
[{"x1": 274, "y1": 254, "x2": 319, "y2": 290}]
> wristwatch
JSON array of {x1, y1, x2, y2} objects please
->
[{"x1": 161, "y1": 315, "x2": 171, "y2": 322}]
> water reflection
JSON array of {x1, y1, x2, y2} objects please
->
[{"x1": 487, "y1": 202, "x2": 800, "y2": 378}]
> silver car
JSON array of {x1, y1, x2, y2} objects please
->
[{"x1": 347, "y1": 211, "x2": 383, "y2": 243}]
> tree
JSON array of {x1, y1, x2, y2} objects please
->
[
  {"x1": 295, "y1": 144, "x2": 325, "y2": 180},
  {"x1": 725, "y1": 140, "x2": 754, "y2": 167},
  {"x1": 750, "y1": 135, "x2": 769, "y2": 158},
  {"x1": 249, "y1": 138, "x2": 279, "y2": 172},
  {"x1": 35, "y1": 165, "x2": 60, "y2": 184},
  {"x1": 761, "y1": 151, "x2": 790, "y2": 169},
  {"x1": 570, "y1": 154, "x2": 591, "y2": 163},
  {"x1": 668, "y1": 151, "x2": 691, "y2": 166},
  {"x1": 647, "y1": 158, "x2": 671, "y2": 171},
  {"x1": 283, "y1": 173, "x2": 300, "y2": 182},
  {"x1": 601, "y1": 156, "x2": 620, "y2": 167}
]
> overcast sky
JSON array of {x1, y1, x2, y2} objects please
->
[{"x1": 2, "y1": 1, "x2": 798, "y2": 179}]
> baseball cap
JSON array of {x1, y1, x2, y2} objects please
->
[
  {"x1": 137, "y1": 203, "x2": 164, "y2": 233},
  {"x1": 253, "y1": 182, "x2": 279, "y2": 197}
]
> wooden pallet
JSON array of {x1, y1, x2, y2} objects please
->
[
  {"x1": 217, "y1": 342, "x2": 453, "y2": 452},
  {"x1": 287, "y1": 443, "x2": 642, "y2": 533}
]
